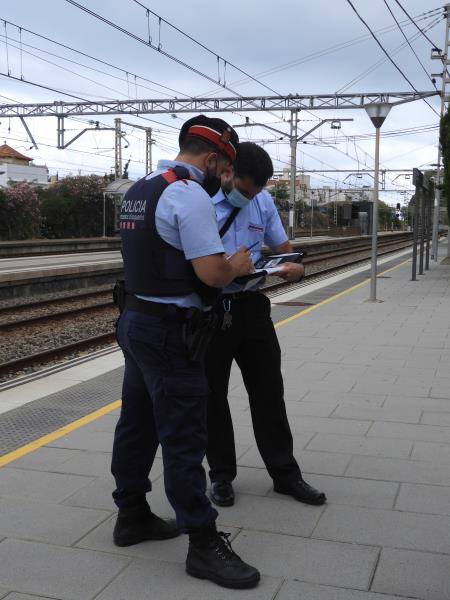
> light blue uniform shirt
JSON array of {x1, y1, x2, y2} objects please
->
[
  {"x1": 137, "y1": 159, "x2": 224, "y2": 308},
  {"x1": 212, "y1": 189, "x2": 288, "y2": 293}
]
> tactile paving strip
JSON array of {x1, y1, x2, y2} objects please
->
[{"x1": 0, "y1": 368, "x2": 123, "y2": 455}]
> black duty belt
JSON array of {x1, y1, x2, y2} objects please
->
[
  {"x1": 220, "y1": 291, "x2": 262, "y2": 301},
  {"x1": 125, "y1": 295, "x2": 189, "y2": 320}
]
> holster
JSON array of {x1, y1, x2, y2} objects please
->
[
  {"x1": 180, "y1": 308, "x2": 219, "y2": 362},
  {"x1": 113, "y1": 280, "x2": 126, "y2": 313}
]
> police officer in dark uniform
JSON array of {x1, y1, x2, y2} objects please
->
[
  {"x1": 111, "y1": 116, "x2": 260, "y2": 589},
  {"x1": 206, "y1": 142, "x2": 327, "y2": 507}
]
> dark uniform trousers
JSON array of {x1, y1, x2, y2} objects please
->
[
  {"x1": 205, "y1": 292, "x2": 302, "y2": 484},
  {"x1": 112, "y1": 308, "x2": 218, "y2": 532}
]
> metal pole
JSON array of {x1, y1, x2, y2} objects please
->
[
  {"x1": 433, "y1": 4, "x2": 450, "y2": 260},
  {"x1": 310, "y1": 197, "x2": 314, "y2": 238},
  {"x1": 102, "y1": 193, "x2": 106, "y2": 238},
  {"x1": 114, "y1": 118, "x2": 122, "y2": 179},
  {"x1": 369, "y1": 126, "x2": 380, "y2": 301},
  {"x1": 289, "y1": 110, "x2": 298, "y2": 240},
  {"x1": 411, "y1": 188, "x2": 420, "y2": 281},
  {"x1": 334, "y1": 182, "x2": 338, "y2": 226},
  {"x1": 426, "y1": 183, "x2": 432, "y2": 270},
  {"x1": 145, "y1": 127, "x2": 153, "y2": 174},
  {"x1": 419, "y1": 185, "x2": 426, "y2": 275},
  {"x1": 57, "y1": 116, "x2": 65, "y2": 149},
  {"x1": 432, "y1": 4, "x2": 450, "y2": 259}
]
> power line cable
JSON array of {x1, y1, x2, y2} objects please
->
[
  {"x1": 344, "y1": 0, "x2": 440, "y2": 117},
  {"x1": 0, "y1": 18, "x2": 280, "y2": 130},
  {"x1": 63, "y1": 1, "x2": 309, "y2": 128},
  {"x1": 0, "y1": 71, "x2": 89, "y2": 101},
  {"x1": 317, "y1": 123, "x2": 439, "y2": 142},
  {"x1": 0, "y1": 32, "x2": 177, "y2": 99},
  {"x1": 336, "y1": 16, "x2": 441, "y2": 93},
  {"x1": 129, "y1": 0, "x2": 281, "y2": 96},
  {"x1": 65, "y1": 0, "x2": 280, "y2": 98},
  {"x1": 0, "y1": 18, "x2": 188, "y2": 98},
  {"x1": 393, "y1": 0, "x2": 442, "y2": 48},
  {"x1": 199, "y1": 7, "x2": 441, "y2": 95},
  {"x1": 0, "y1": 35, "x2": 136, "y2": 100},
  {"x1": 383, "y1": 0, "x2": 437, "y2": 89}
]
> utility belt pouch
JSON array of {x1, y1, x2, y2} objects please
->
[
  {"x1": 113, "y1": 280, "x2": 126, "y2": 313},
  {"x1": 181, "y1": 308, "x2": 219, "y2": 362}
]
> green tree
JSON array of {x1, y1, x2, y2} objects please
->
[
  {"x1": 39, "y1": 175, "x2": 113, "y2": 238},
  {"x1": 269, "y1": 183, "x2": 289, "y2": 211},
  {"x1": 439, "y1": 111, "x2": 450, "y2": 224},
  {"x1": 378, "y1": 200, "x2": 394, "y2": 229}
]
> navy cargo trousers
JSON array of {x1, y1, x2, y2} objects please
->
[{"x1": 111, "y1": 308, "x2": 218, "y2": 532}]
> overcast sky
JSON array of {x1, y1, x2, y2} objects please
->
[{"x1": 0, "y1": 0, "x2": 444, "y2": 205}]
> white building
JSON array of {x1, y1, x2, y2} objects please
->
[
  {"x1": 0, "y1": 144, "x2": 49, "y2": 188},
  {"x1": 267, "y1": 169, "x2": 311, "y2": 203}
]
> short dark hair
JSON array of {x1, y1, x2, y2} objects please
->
[
  {"x1": 234, "y1": 142, "x2": 273, "y2": 187},
  {"x1": 179, "y1": 135, "x2": 221, "y2": 157}
]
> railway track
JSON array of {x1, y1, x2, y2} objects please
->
[
  {"x1": 264, "y1": 235, "x2": 412, "y2": 295},
  {"x1": 0, "y1": 235, "x2": 413, "y2": 380}
]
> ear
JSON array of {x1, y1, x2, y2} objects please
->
[{"x1": 205, "y1": 152, "x2": 218, "y2": 166}]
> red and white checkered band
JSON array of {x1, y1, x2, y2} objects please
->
[{"x1": 187, "y1": 125, "x2": 236, "y2": 162}]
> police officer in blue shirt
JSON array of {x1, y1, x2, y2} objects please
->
[
  {"x1": 206, "y1": 142, "x2": 327, "y2": 508},
  {"x1": 111, "y1": 116, "x2": 260, "y2": 589}
]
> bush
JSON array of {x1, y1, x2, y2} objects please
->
[
  {"x1": 440, "y1": 112, "x2": 450, "y2": 224},
  {"x1": 0, "y1": 182, "x2": 41, "y2": 240},
  {"x1": 39, "y1": 175, "x2": 113, "y2": 238}
]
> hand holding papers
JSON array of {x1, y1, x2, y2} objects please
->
[
  {"x1": 254, "y1": 251, "x2": 305, "y2": 270},
  {"x1": 233, "y1": 251, "x2": 305, "y2": 290}
]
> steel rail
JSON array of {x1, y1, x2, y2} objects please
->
[{"x1": 0, "y1": 235, "x2": 412, "y2": 378}]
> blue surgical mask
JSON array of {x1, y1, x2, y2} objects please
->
[{"x1": 226, "y1": 189, "x2": 252, "y2": 208}]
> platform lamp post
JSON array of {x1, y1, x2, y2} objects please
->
[{"x1": 364, "y1": 102, "x2": 392, "y2": 302}]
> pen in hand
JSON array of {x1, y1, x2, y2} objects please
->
[
  {"x1": 245, "y1": 242, "x2": 259, "y2": 252},
  {"x1": 226, "y1": 241, "x2": 259, "y2": 260}
]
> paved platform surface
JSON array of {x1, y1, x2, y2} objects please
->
[{"x1": 0, "y1": 244, "x2": 449, "y2": 599}]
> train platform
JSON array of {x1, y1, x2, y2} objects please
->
[
  {"x1": 0, "y1": 231, "x2": 412, "y2": 301},
  {"x1": 0, "y1": 241, "x2": 449, "y2": 600}
]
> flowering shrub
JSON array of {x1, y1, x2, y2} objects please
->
[
  {"x1": 0, "y1": 182, "x2": 41, "y2": 240},
  {"x1": 39, "y1": 175, "x2": 114, "y2": 238}
]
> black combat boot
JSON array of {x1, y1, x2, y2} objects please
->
[
  {"x1": 113, "y1": 502, "x2": 180, "y2": 547},
  {"x1": 186, "y1": 524, "x2": 260, "y2": 589}
]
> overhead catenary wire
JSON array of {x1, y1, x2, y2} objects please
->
[
  {"x1": 63, "y1": 0, "x2": 295, "y2": 131},
  {"x1": 0, "y1": 32, "x2": 178, "y2": 99},
  {"x1": 336, "y1": 16, "x2": 442, "y2": 93},
  {"x1": 64, "y1": 0, "x2": 281, "y2": 98},
  {"x1": 0, "y1": 18, "x2": 189, "y2": 99},
  {"x1": 200, "y1": 7, "x2": 441, "y2": 95},
  {"x1": 393, "y1": 0, "x2": 442, "y2": 49},
  {"x1": 0, "y1": 6, "x2": 437, "y2": 194},
  {"x1": 383, "y1": 0, "x2": 437, "y2": 89},
  {"x1": 0, "y1": 71, "x2": 90, "y2": 101},
  {"x1": 344, "y1": 0, "x2": 440, "y2": 118},
  {"x1": 129, "y1": 0, "x2": 281, "y2": 97},
  {"x1": 0, "y1": 35, "x2": 142, "y2": 101}
]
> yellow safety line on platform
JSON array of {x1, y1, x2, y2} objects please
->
[
  {"x1": 274, "y1": 257, "x2": 410, "y2": 329},
  {"x1": 0, "y1": 399, "x2": 121, "y2": 467},
  {"x1": 0, "y1": 256, "x2": 411, "y2": 467}
]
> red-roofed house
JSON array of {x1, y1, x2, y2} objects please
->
[{"x1": 0, "y1": 143, "x2": 49, "y2": 187}]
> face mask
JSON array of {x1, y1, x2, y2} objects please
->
[
  {"x1": 226, "y1": 188, "x2": 252, "y2": 208},
  {"x1": 202, "y1": 160, "x2": 222, "y2": 197}
]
